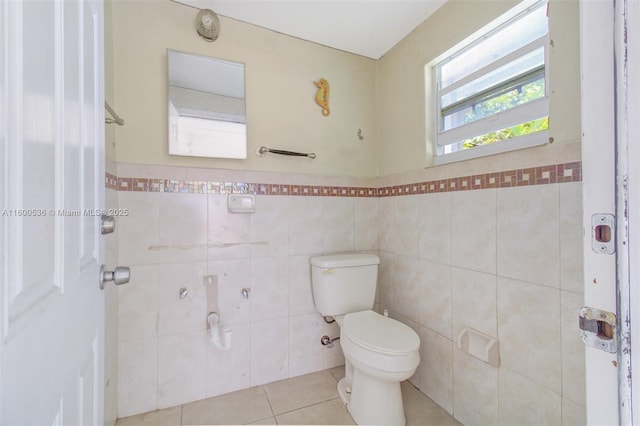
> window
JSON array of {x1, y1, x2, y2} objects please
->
[{"x1": 432, "y1": 1, "x2": 549, "y2": 162}]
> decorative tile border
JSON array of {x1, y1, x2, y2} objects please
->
[
  {"x1": 106, "y1": 172, "x2": 118, "y2": 190},
  {"x1": 105, "y1": 161, "x2": 581, "y2": 197}
]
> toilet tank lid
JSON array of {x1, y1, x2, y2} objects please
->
[{"x1": 310, "y1": 253, "x2": 380, "y2": 268}]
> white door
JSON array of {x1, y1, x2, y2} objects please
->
[
  {"x1": 0, "y1": 0, "x2": 106, "y2": 424},
  {"x1": 581, "y1": 0, "x2": 638, "y2": 424}
]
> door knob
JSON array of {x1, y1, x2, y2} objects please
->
[{"x1": 99, "y1": 265, "x2": 130, "y2": 290}]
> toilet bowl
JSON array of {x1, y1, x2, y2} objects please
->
[
  {"x1": 309, "y1": 253, "x2": 420, "y2": 425},
  {"x1": 337, "y1": 310, "x2": 420, "y2": 426}
]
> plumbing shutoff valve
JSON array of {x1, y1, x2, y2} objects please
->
[{"x1": 320, "y1": 335, "x2": 339, "y2": 349}]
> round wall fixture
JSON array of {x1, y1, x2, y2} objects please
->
[{"x1": 196, "y1": 9, "x2": 220, "y2": 42}]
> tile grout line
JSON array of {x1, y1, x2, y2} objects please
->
[
  {"x1": 261, "y1": 385, "x2": 277, "y2": 421},
  {"x1": 273, "y1": 397, "x2": 344, "y2": 417}
]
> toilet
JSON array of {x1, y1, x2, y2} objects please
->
[{"x1": 310, "y1": 253, "x2": 420, "y2": 426}]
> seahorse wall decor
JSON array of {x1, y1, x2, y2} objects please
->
[{"x1": 314, "y1": 78, "x2": 330, "y2": 116}]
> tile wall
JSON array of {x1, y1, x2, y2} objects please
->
[
  {"x1": 113, "y1": 161, "x2": 585, "y2": 424},
  {"x1": 377, "y1": 182, "x2": 586, "y2": 424},
  {"x1": 114, "y1": 165, "x2": 379, "y2": 417}
]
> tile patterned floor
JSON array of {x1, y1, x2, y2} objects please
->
[{"x1": 115, "y1": 366, "x2": 461, "y2": 425}]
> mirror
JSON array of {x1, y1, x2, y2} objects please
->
[{"x1": 168, "y1": 50, "x2": 247, "y2": 158}]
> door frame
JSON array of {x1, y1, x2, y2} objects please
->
[{"x1": 581, "y1": 0, "x2": 638, "y2": 424}]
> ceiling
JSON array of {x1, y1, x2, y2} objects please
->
[{"x1": 174, "y1": 0, "x2": 448, "y2": 59}]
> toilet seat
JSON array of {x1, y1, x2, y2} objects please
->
[
  {"x1": 340, "y1": 310, "x2": 420, "y2": 374},
  {"x1": 342, "y1": 310, "x2": 420, "y2": 354}
]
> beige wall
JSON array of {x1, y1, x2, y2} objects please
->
[
  {"x1": 376, "y1": 0, "x2": 581, "y2": 176},
  {"x1": 105, "y1": 0, "x2": 116, "y2": 165},
  {"x1": 110, "y1": 0, "x2": 580, "y2": 179},
  {"x1": 110, "y1": 0, "x2": 378, "y2": 177}
]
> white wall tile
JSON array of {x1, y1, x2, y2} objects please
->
[
  {"x1": 452, "y1": 348, "x2": 499, "y2": 425},
  {"x1": 288, "y1": 255, "x2": 316, "y2": 316},
  {"x1": 419, "y1": 260, "x2": 452, "y2": 339},
  {"x1": 115, "y1": 172, "x2": 583, "y2": 425},
  {"x1": 117, "y1": 264, "x2": 158, "y2": 342},
  {"x1": 562, "y1": 397, "x2": 586, "y2": 426},
  {"x1": 207, "y1": 259, "x2": 252, "y2": 325},
  {"x1": 378, "y1": 197, "x2": 394, "y2": 252},
  {"x1": 497, "y1": 185, "x2": 560, "y2": 287},
  {"x1": 392, "y1": 255, "x2": 420, "y2": 322},
  {"x1": 498, "y1": 368, "x2": 562, "y2": 425},
  {"x1": 208, "y1": 194, "x2": 252, "y2": 260},
  {"x1": 158, "y1": 193, "x2": 207, "y2": 262},
  {"x1": 497, "y1": 277, "x2": 561, "y2": 393},
  {"x1": 418, "y1": 192, "x2": 452, "y2": 264},
  {"x1": 157, "y1": 331, "x2": 207, "y2": 408},
  {"x1": 157, "y1": 261, "x2": 208, "y2": 336},
  {"x1": 393, "y1": 195, "x2": 419, "y2": 257},
  {"x1": 322, "y1": 197, "x2": 355, "y2": 253},
  {"x1": 452, "y1": 267, "x2": 497, "y2": 339},
  {"x1": 117, "y1": 191, "x2": 159, "y2": 265},
  {"x1": 251, "y1": 318, "x2": 289, "y2": 386},
  {"x1": 206, "y1": 322, "x2": 251, "y2": 398},
  {"x1": 377, "y1": 251, "x2": 395, "y2": 310},
  {"x1": 251, "y1": 196, "x2": 290, "y2": 258},
  {"x1": 561, "y1": 290, "x2": 586, "y2": 405},
  {"x1": 289, "y1": 312, "x2": 324, "y2": 377},
  {"x1": 105, "y1": 188, "x2": 119, "y2": 258},
  {"x1": 560, "y1": 182, "x2": 584, "y2": 293},
  {"x1": 354, "y1": 198, "x2": 379, "y2": 251},
  {"x1": 451, "y1": 189, "x2": 496, "y2": 274},
  {"x1": 288, "y1": 197, "x2": 323, "y2": 255},
  {"x1": 251, "y1": 256, "x2": 289, "y2": 321},
  {"x1": 117, "y1": 338, "x2": 158, "y2": 418},
  {"x1": 419, "y1": 326, "x2": 453, "y2": 415}
]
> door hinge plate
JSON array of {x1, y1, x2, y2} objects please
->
[
  {"x1": 579, "y1": 306, "x2": 616, "y2": 353},
  {"x1": 591, "y1": 213, "x2": 615, "y2": 254}
]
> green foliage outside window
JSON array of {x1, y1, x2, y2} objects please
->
[{"x1": 462, "y1": 79, "x2": 548, "y2": 149}]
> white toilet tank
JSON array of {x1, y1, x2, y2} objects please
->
[{"x1": 310, "y1": 253, "x2": 380, "y2": 317}]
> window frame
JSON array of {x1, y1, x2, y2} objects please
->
[{"x1": 431, "y1": 0, "x2": 550, "y2": 164}]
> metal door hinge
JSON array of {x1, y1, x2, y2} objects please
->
[{"x1": 579, "y1": 306, "x2": 616, "y2": 353}]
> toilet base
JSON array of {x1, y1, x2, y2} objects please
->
[
  {"x1": 339, "y1": 370, "x2": 406, "y2": 426},
  {"x1": 337, "y1": 377, "x2": 351, "y2": 406}
]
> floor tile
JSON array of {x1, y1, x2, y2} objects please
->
[
  {"x1": 115, "y1": 406, "x2": 181, "y2": 426},
  {"x1": 402, "y1": 381, "x2": 461, "y2": 426},
  {"x1": 327, "y1": 365, "x2": 345, "y2": 382},
  {"x1": 245, "y1": 416, "x2": 277, "y2": 425},
  {"x1": 181, "y1": 386, "x2": 272, "y2": 425},
  {"x1": 115, "y1": 368, "x2": 462, "y2": 426},
  {"x1": 264, "y1": 370, "x2": 339, "y2": 414},
  {"x1": 275, "y1": 398, "x2": 355, "y2": 425}
]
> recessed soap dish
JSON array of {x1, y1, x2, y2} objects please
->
[{"x1": 457, "y1": 327, "x2": 500, "y2": 367}]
